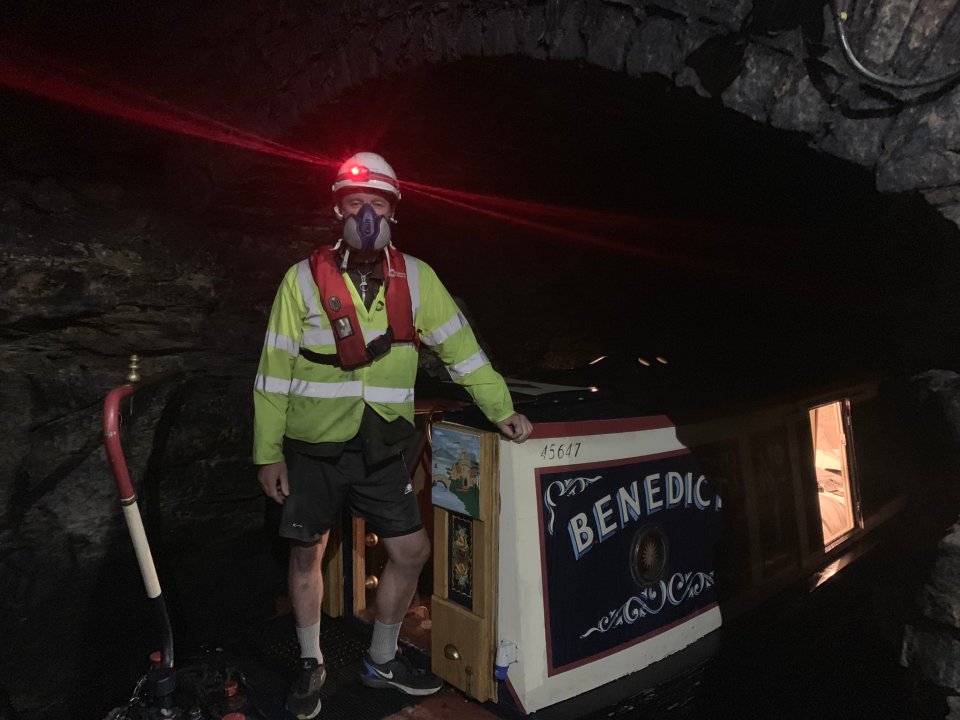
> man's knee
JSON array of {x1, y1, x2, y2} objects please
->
[
  {"x1": 289, "y1": 534, "x2": 328, "y2": 574},
  {"x1": 386, "y1": 530, "x2": 431, "y2": 569},
  {"x1": 410, "y1": 534, "x2": 431, "y2": 566}
]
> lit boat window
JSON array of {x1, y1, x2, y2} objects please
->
[{"x1": 809, "y1": 400, "x2": 857, "y2": 547}]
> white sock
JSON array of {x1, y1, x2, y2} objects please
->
[
  {"x1": 369, "y1": 620, "x2": 401, "y2": 664},
  {"x1": 296, "y1": 621, "x2": 323, "y2": 663}
]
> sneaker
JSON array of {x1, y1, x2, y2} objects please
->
[
  {"x1": 286, "y1": 657, "x2": 326, "y2": 719},
  {"x1": 359, "y1": 650, "x2": 443, "y2": 696}
]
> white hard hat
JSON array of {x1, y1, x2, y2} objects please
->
[{"x1": 332, "y1": 152, "x2": 401, "y2": 201}]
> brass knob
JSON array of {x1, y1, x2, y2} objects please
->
[
  {"x1": 126, "y1": 354, "x2": 141, "y2": 383},
  {"x1": 364, "y1": 574, "x2": 379, "y2": 590},
  {"x1": 365, "y1": 532, "x2": 379, "y2": 547},
  {"x1": 443, "y1": 644, "x2": 460, "y2": 661}
]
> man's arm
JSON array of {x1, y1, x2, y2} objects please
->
[
  {"x1": 414, "y1": 259, "x2": 532, "y2": 442},
  {"x1": 253, "y1": 264, "x2": 307, "y2": 466}
]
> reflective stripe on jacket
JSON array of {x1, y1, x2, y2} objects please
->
[{"x1": 253, "y1": 251, "x2": 515, "y2": 464}]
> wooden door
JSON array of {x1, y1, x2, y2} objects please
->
[{"x1": 429, "y1": 423, "x2": 500, "y2": 702}]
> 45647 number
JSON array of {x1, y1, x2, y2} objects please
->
[{"x1": 540, "y1": 442, "x2": 581, "y2": 461}]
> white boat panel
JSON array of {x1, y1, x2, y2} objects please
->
[{"x1": 497, "y1": 420, "x2": 722, "y2": 713}]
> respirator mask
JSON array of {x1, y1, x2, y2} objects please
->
[{"x1": 342, "y1": 203, "x2": 392, "y2": 253}]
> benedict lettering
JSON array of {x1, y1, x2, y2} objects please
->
[{"x1": 567, "y1": 471, "x2": 719, "y2": 560}]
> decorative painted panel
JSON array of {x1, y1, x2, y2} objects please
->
[
  {"x1": 535, "y1": 449, "x2": 722, "y2": 675},
  {"x1": 447, "y1": 513, "x2": 474, "y2": 610}
]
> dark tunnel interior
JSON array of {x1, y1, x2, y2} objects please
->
[
  {"x1": 8, "y1": 54, "x2": 960, "y2": 388},
  {"x1": 3, "y1": 23, "x2": 960, "y2": 720},
  {"x1": 292, "y1": 57, "x2": 960, "y2": 393}
]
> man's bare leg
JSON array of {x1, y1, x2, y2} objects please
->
[
  {"x1": 361, "y1": 528, "x2": 441, "y2": 694},
  {"x1": 377, "y1": 528, "x2": 431, "y2": 624},
  {"x1": 287, "y1": 532, "x2": 331, "y2": 718},
  {"x1": 289, "y1": 532, "x2": 330, "y2": 658}
]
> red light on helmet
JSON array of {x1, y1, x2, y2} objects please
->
[{"x1": 349, "y1": 165, "x2": 369, "y2": 181}]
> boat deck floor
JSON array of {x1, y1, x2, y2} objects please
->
[
  {"x1": 376, "y1": 691, "x2": 501, "y2": 720},
  {"x1": 214, "y1": 610, "x2": 502, "y2": 720}
]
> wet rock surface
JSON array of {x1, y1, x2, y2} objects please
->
[
  {"x1": 895, "y1": 371, "x2": 960, "y2": 709},
  {"x1": 917, "y1": 523, "x2": 960, "y2": 630},
  {"x1": 0, "y1": 100, "x2": 306, "y2": 715}
]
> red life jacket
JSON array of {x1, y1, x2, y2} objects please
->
[{"x1": 307, "y1": 245, "x2": 416, "y2": 370}]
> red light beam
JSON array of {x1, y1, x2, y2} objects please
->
[{"x1": 0, "y1": 47, "x2": 337, "y2": 168}]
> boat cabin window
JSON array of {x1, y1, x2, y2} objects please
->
[{"x1": 808, "y1": 401, "x2": 857, "y2": 546}]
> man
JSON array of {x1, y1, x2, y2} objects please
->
[{"x1": 253, "y1": 151, "x2": 533, "y2": 719}]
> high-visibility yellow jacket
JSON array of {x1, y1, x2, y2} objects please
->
[{"x1": 253, "y1": 251, "x2": 515, "y2": 464}]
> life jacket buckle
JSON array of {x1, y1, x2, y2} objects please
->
[{"x1": 366, "y1": 327, "x2": 395, "y2": 361}]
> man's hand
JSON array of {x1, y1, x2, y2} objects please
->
[
  {"x1": 258, "y1": 460, "x2": 289, "y2": 504},
  {"x1": 496, "y1": 413, "x2": 533, "y2": 443}
]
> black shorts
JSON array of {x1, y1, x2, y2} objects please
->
[{"x1": 279, "y1": 443, "x2": 422, "y2": 542}]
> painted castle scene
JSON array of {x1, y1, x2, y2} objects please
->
[{"x1": 430, "y1": 426, "x2": 482, "y2": 519}]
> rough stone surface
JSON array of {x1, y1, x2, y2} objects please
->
[
  {"x1": 893, "y1": 0, "x2": 958, "y2": 77},
  {"x1": 451, "y1": 7, "x2": 481, "y2": 57},
  {"x1": 949, "y1": 693, "x2": 960, "y2": 720},
  {"x1": 482, "y1": 7, "x2": 521, "y2": 57},
  {"x1": 674, "y1": 22, "x2": 719, "y2": 97},
  {"x1": 897, "y1": 371, "x2": 960, "y2": 696},
  {"x1": 820, "y1": 115, "x2": 896, "y2": 167},
  {"x1": 584, "y1": 4, "x2": 637, "y2": 73},
  {"x1": 547, "y1": 0, "x2": 588, "y2": 61},
  {"x1": 902, "y1": 625, "x2": 960, "y2": 692},
  {"x1": 908, "y1": 370, "x2": 960, "y2": 447},
  {"x1": 768, "y1": 73, "x2": 831, "y2": 134},
  {"x1": 517, "y1": 4, "x2": 549, "y2": 60},
  {"x1": 910, "y1": 0, "x2": 960, "y2": 82},
  {"x1": 863, "y1": 0, "x2": 922, "y2": 66},
  {"x1": 938, "y1": 202, "x2": 960, "y2": 226},
  {"x1": 858, "y1": 31, "x2": 960, "y2": 195},
  {"x1": 625, "y1": 17, "x2": 683, "y2": 79},
  {"x1": 879, "y1": 146, "x2": 960, "y2": 193},
  {"x1": 918, "y1": 522, "x2": 960, "y2": 628},
  {"x1": 721, "y1": 44, "x2": 793, "y2": 124}
]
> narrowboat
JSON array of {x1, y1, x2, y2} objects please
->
[
  {"x1": 344, "y1": 362, "x2": 912, "y2": 718},
  {"x1": 104, "y1": 354, "x2": 912, "y2": 719}
]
